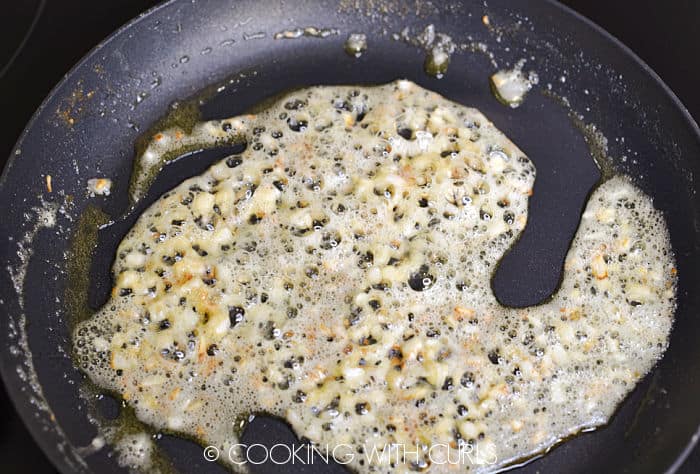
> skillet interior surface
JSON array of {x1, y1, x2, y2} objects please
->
[{"x1": 1, "y1": 0, "x2": 699, "y2": 473}]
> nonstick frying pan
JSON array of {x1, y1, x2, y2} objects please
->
[{"x1": 1, "y1": 0, "x2": 699, "y2": 473}]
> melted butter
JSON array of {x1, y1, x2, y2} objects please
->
[
  {"x1": 490, "y1": 59, "x2": 539, "y2": 108},
  {"x1": 273, "y1": 27, "x2": 340, "y2": 40},
  {"x1": 74, "y1": 80, "x2": 676, "y2": 472},
  {"x1": 397, "y1": 25, "x2": 456, "y2": 78},
  {"x1": 344, "y1": 33, "x2": 368, "y2": 58},
  {"x1": 65, "y1": 205, "x2": 110, "y2": 327}
]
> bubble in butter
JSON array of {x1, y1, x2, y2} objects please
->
[{"x1": 74, "y1": 80, "x2": 676, "y2": 472}]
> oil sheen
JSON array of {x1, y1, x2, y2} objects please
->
[{"x1": 73, "y1": 80, "x2": 676, "y2": 473}]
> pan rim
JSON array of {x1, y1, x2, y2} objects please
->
[
  {"x1": 0, "y1": 2, "x2": 180, "y2": 472},
  {"x1": 0, "y1": 0, "x2": 177, "y2": 188},
  {"x1": 541, "y1": 2, "x2": 700, "y2": 471},
  {"x1": 0, "y1": 0, "x2": 699, "y2": 473}
]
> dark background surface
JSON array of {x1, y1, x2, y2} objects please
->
[{"x1": 0, "y1": 1, "x2": 698, "y2": 473}]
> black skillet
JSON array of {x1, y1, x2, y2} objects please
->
[{"x1": 1, "y1": 0, "x2": 699, "y2": 473}]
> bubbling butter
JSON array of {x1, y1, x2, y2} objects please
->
[{"x1": 74, "y1": 80, "x2": 676, "y2": 473}]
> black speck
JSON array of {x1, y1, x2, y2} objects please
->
[
  {"x1": 357, "y1": 250, "x2": 374, "y2": 269},
  {"x1": 229, "y1": 307, "x2": 245, "y2": 327},
  {"x1": 355, "y1": 402, "x2": 369, "y2": 415},
  {"x1": 305, "y1": 266, "x2": 319, "y2": 279},
  {"x1": 397, "y1": 127, "x2": 413, "y2": 140},
  {"x1": 503, "y1": 211, "x2": 515, "y2": 225},
  {"x1": 408, "y1": 264, "x2": 434, "y2": 291},
  {"x1": 293, "y1": 390, "x2": 307, "y2": 403},
  {"x1": 460, "y1": 371, "x2": 475, "y2": 388},
  {"x1": 225, "y1": 156, "x2": 242, "y2": 168},
  {"x1": 359, "y1": 335, "x2": 377, "y2": 346},
  {"x1": 441, "y1": 377, "x2": 454, "y2": 391},
  {"x1": 287, "y1": 117, "x2": 308, "y2": 132}
]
